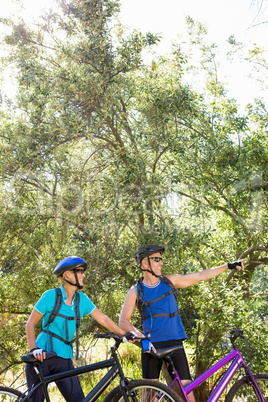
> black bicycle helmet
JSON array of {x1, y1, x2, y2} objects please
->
[
  {"x1": 53, "y1": 256, "x2": 87, "y2": 277},
  {"x1": 135, "y1": 244, "x2": 165, "y2": 264}
]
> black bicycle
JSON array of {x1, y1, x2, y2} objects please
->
[{"x1": 0, "y1": 332, "x2": 180, "y2": 401}]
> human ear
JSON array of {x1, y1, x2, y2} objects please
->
[
  {"x1": 64, "y1": 270, "x2": 72, "y2": 280},
  {"x1": 142, "y1": 259, "x2": 148, "y2": 268}
]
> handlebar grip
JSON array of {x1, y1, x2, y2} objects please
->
[
  {"x1": 94, "y1": 332, "x2": 118, "y2": 340},
  {"x1": 94, "y1": 333, "x2": 109, "y2": 339}
]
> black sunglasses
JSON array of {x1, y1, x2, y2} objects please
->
[
  {"x1": 75, "y1": 268, "x2": 85, "y2": 274},
  {"x1": 148, "y1": 257, "x2": 163, "y2": 262}
]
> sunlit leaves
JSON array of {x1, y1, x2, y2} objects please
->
[{"x1": 0, "y1": 1, "x2": 267, "y2": 383}]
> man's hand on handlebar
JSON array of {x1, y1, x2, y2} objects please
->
[
  {"x1": 123, "y1": 332, "x2": 156, "y2": 353},
  {"x1": 122, "y1": 331, "x2": 137, "y2": 342},
  {"x1": 94, "y1": 332, "x2": 157, "y2": 353}
]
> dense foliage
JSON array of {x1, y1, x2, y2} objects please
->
[{"x1": 0, "y1": 1, "x2": 267, "y2": 399}]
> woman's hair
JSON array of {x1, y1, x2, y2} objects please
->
[{"x1": 58, "y1": 273, "x2": 66, "y2": 285}]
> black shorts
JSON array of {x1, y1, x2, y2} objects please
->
[
  {"x1": 141, "y1": 340, "x2": 192, "y2": 380},
  {"x1": 26, "y1": 356, "x2": 84, "y2": 402}
]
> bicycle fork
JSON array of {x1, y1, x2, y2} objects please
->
[{"x1": 242, "y1": 367, "x2": 267, "y2": 402}]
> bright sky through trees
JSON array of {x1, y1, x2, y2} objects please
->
[
  {"x1": 1, "y1": 0, "x2": 268, "y2": 108},
  {"x1": 120, "y1": 0, "x2": 267, "y2": 47},
  {"x1": 119, "y1": 0, "x2": 268, "y2": 109}
]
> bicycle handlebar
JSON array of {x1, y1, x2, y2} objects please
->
[
  {"x1": 228, "y1": 327, "x2": 255, "y2": 363},
  {"x1": 94, "y1": 331, "x2": 148, "y2": 342},
  {"x1": 229, "y1": 327, "x2": 244, "y2": 345},
  {"x1": 94, "y1": 332, "x2": 114, "y2": 339}
]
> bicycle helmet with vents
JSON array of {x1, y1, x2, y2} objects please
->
[
  {"x1": 135, "y1": 245, "x2": 165, "y2": 264},
  {"x1": 53, "y1": 256, "x2": 87, "y2": 289}
]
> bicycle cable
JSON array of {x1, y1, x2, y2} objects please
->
[
  {"x1": 240, "y1": 332, "x2": 257, "y2": 366},
  {"x1": 227, "y1": 326, "x2": 257, "y2": 366}
]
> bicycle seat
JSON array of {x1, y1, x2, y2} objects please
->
[
  {"x1": 21, "y1": 351, "x2": 57, "y2": 364},
  {"x1": 152, "y1": 345, "x2": 183, "y2": 359}
]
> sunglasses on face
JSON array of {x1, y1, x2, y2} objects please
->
[
  {"x1": 148, "y1": 257, "x2": 163, "y2": 262},
  {"x1": 75, "y1": 268, "x2": 85, "y2": 274}
]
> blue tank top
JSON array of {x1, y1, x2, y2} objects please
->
[{"x1": 141, "y1": 280, "x2": 187, "y2": 342}]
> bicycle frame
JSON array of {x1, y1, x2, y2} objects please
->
[
  {"x1": 21, "y1": 358, "x2": 119, "y2": 402},
  {"x1": 169, "y1": 346, "x2": 266, "y2": 402}
]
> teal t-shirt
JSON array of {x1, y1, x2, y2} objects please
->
[{"x1": 35, "y1": 285, "x2": 95, "y2": 358}]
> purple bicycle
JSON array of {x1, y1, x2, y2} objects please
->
[{"x1": 154, "y1": 327, "x2": 267, "y2": 401}]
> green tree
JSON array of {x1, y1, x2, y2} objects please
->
[{"x1": 0, "y1": 2, "x2": 267, "y2": 398}]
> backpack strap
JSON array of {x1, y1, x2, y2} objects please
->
[
  {"x1": 142, "y1": 288, "x2": 174, "y2": 306},
  {"x1": 42, "y1": 288, "x2": 62, "y2": 352},
  {"x1": 47, "y1": 288, "x2": 62, "y2": 325},
  {"x1": 136, "y1": 277, "x2": 154, "y2": 335},
  {"x1": 42, "y1": 288, "x2": 81, "y2": 360},
  {"x1": 135, "y1": 276, "x2": 179, "y2": 325},
  {"x1": 75, "y1": 292, "x2": 80, "y2": 360},
  {"x1": 45, "y1": 330, "x2": 74, "y2": 346},
  {"x1": 136, "y1": 278, "x2": 144, "y2": 318},
  {"x1": 143, "y1": 310, "x2": 180, "y2": 319},
  {"x1": 160, "y1": 276, "x2": 176, "y2": 293}
]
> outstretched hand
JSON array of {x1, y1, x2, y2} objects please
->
[{"x1": 227, "y1": 258, "x2": 246, "y2": 271}]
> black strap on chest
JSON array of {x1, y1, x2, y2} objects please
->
[
  {"x1": 42, "y1": 288, "x2": 81, "y2": 359},
  {"x1": 136, "y1": 276, "x2": 179, "y2": 322}
]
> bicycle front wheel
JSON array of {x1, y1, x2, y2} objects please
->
[
  {"x1": 104, "y1": 379, "x2": 182, "y2": 402},
  {"x1": 225, "y1": 373, "x2": 268, "y2": 402},
  {"x1": 0, "y1": 386, "x2": 24, "y2": 401}
]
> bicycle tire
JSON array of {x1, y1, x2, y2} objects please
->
[
  {"x1": 225, "y1": 373, "x2": 268, "y2": 402},
  {"x1": 104, "y1": 379, "x2": 183, "y2": 401},
  {"x1": 0, "y1": 386, "x2": 24, "y2": 401}
]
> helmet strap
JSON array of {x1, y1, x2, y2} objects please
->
[
  {"x1": 63, "y1": 271, "x2": 83, "y2": 289},
  {"x1": 139, "y1": 259, "x2": 160, "y2": 278},
  {"x1": 74, "y1": 270, "x2": 83, "y2": 289}
]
